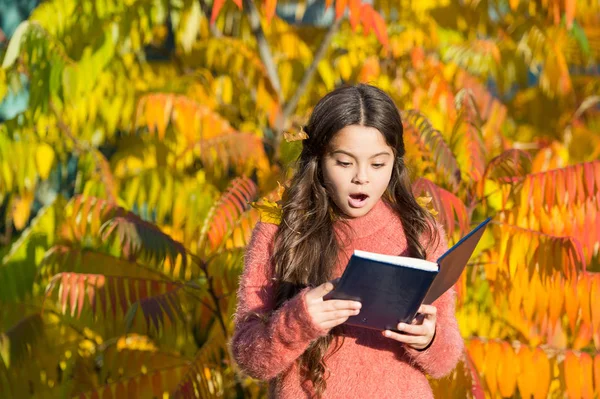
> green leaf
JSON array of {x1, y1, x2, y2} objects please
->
[
  {"x1": 570, "y1": 20, "x2": 590, "y2": 57},
  {"x1": 1, "y1": 21, "x2": 30, "y2": 69}
]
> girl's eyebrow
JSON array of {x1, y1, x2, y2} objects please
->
[{"x1": 331, "y1": 149, "x2": 392, "y2": 159}]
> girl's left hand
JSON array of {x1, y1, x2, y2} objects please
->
[{"x1": 382, "y1": 304, "x2": 437, "y2": 350}]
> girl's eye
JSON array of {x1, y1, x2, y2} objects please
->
[
  {"x1": 372, "y1": 163, "x2": 385, "y2": 168},
  {"x1": 336, "y1": 161, "x2": 352, "y2": 167}
]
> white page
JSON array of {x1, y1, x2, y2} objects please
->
[{"x1": 353, "y1": 250, "x2": 439, "y2": 272}]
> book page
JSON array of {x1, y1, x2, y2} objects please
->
[{"x1": 353, "y1": 250, "x2": 439, "y2": 272}]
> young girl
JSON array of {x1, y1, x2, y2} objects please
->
[{"x1": 230, "y1": 84, "x2": 464, "y2": 398}]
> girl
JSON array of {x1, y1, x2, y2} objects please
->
[{"x1": 230, "y1": 84, "x2": 464, "y2": 398}]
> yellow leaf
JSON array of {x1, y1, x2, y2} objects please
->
[
  {"x1": 283, "y1": 126, "x2": 308, "y2": 142},
  {"x1": 416, "y1": 195, "x2": 438, "y2": 217},
  {"x1": 12, "y1": 191, "x2": 34, "y2": 230},
  {"x1": 0, "y1": 68, "x2": 7, "y2": 101},
  {"x1": 251, "y1": 198, "x2": 282, "y2": 225},
  {"x1": 337, "y1": 55, "x2": 353, "y2": 81},
  {"x1": 317, "y1": 60, "x2": 335, "y2": 91},
  {"x1": 35, "y1": 143, "x2": 55, "y2": 180}
]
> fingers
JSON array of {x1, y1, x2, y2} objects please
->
[
  {"x1": 321, "y1": 299, "x2": 362, "y2": 312},
  {"x1": 417, "y1": 304, "x2": 437, "y2": 318},
  {"x1": 314, "y1": 308, "x2": 360, "y2": 325},
  {"x1": 382, "y1": 329, "x2": 432, "y2": 348},
  {"x1": 396, "y1": 322, "x2": 429, "y2": 336},
  {"x1": 305, "y1": 281, "x2": 334, "y2": 302}
]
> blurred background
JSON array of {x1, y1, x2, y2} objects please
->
[{"x1": 1, "y1": 0, "x2": 599, "y2": 397}]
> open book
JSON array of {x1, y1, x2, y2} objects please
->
[{"x1": 325, "y1": 217, "x2": 492, "y2": 332}]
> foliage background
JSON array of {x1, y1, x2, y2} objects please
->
[{"x1": 0, "y1": 0, "x2": 599, "y2": 397}]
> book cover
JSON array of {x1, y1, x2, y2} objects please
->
[{"x1": 326, "y1": 217, "x2": 491, "y2": 332}]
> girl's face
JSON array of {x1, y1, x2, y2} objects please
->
[{"x1": 321, "y1": 125, "x2": 394, "y2": 219}]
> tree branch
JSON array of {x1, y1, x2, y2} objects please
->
[
  {"x1": 242, "y1": 0, "x2": 282, "y2": 103},
  {"x1": 271, "y1": 18, "x2": 342, "y2": 158},
  {"x1": 278, "y1": 18, "x2": 341, "y2": 132}
]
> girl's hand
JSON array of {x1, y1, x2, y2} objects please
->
[
  {"x1": 304, "y1": 282, "x2": 362, "y2": 331},
  {"x1": 382, "y1": 304, "x2": 437, "y2": 350}
]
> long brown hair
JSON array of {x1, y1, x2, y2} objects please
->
[{"x1": 271, "y1": 84, "x2": 437, "y2": 396}]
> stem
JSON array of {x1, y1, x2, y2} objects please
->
[
  {"x1": 273, "y1": 18, "x2": 342, "y2": 158},
  {"x1": 49, "y1": 101, "x2": 118, "y2": 204},
  {"x1": 242, "y1": 0, "x2": 282, "y2": 103}
]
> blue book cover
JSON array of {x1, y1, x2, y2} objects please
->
[{"x1": 326, "y1": 217, "x2": 492, "y2": 332}]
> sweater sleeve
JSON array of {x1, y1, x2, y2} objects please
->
[
  {"x1": 403, "y1": 223, "x2": 464, "y2": 378},
  {"x1": 229, "y1": 222, "x2": 328, "y2": 381}
]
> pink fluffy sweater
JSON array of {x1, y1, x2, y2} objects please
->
[{"x1": 230, "y1": 200, "x2": 464, "y2": 398}]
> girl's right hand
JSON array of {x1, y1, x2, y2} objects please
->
[{"x1": 304, "y1": 282, "x2": 362, "y2": 331}]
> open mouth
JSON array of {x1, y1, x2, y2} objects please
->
[{"x1": 348, "y1": 193, "x2": 369, "y2": 208}]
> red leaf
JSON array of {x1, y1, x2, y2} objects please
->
[
  {"x1": 360, "y1": 4, "x2": 373, "y2": 35},
  {"x1": 464, "y1": 351, "x2": 485, "y2": 399},
  {"x1": 335, "y1": 0, "x2": 348, "y2": 20},
  {"x1": 264, "y1": 0, "x2": 277, "y2": 22},
  {"x1": 369, "y1": 7, "x2": 389, "y2": 50},
  {"x1": 412, "y1": 178, "x2": 470, "y2": 235},
  {"x1": 77, "y1": 275, "x2": 86, "y2": 318},
  {"x1": 210, "y1": 0, "x2": 227, "y2": 25}
]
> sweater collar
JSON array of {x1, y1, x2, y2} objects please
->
[{"x1": 333, "y1": 198, "x2": 393, "y2": 239}]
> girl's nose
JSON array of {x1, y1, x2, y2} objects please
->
[{"x1": 352, "y1": 168, "x2": 369, "y2": 184}]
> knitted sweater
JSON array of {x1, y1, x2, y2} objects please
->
[{"x1": 230, "y1": 199, "x2": 464, "y2": 398}]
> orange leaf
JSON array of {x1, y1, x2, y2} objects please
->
[
  {"x1": 264, "y1": 0, "x2": 277, "y2": 23},
  {"x1": 232, "y1": 0, "x2": 242, "y2": 8},
  {"x1": 325, "y1": 0, "x2": 333, "y2": 9},
  {"x1": 532, "y1": 348, "x2": 550, "y2": 399},
  {"x1": 573, "y1": 322, "x2": 592, "y2": 350},
  {"x1": 580, "y1": 352, "x2": 594, "y2": 399},
  {"x1": 484, "y1": 341, "x2": 501, "y2": 397},
  {"x1": 143, "y1": 94, "x2": 173, "y2": 140},
  {"x1": 564, "y1": 278, "x2": 580, "y2": 333},
  {"x1": 497, "y1": 342, "x2": 517, "y2": 397},
  {"x1": 564, "y1": 0, "x2": 576, "y2": 34},
  {"x1": 516, "y1": 346, "x2": 535, "y2": 399},
  {"x1": 335, "y1": 0, "x2": 348, "y2": 20},
  {"x1": 578, "y1": 275, "x2": 592, "y2": 325},
  {"x1": 594, "y1": 355, "x2": 600, "y2": 397},
  {"x1": 592, "y1": 275, "x2": 600, "y2": 348},
  {"x1": 467, "y1": 339, "x2": 486, "y2": 373},
  {"x1": 564, "y1": 351, "x2": 582, "y2": 399},
  {"x1": 509, "y1": 0, "x2": 519, "y2": 10}
]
